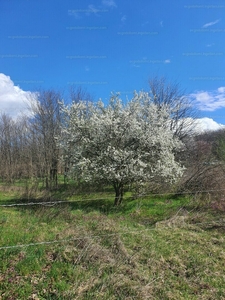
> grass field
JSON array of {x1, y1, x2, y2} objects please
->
[{"x1": 1, "y1": 182, "x2": 225, "y2": 299}]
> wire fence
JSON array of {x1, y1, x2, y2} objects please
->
[
  {"x1": 1, "y1": 187, "x2": 225, "y2": 251},
  {"x1": 0, "y1": 187, "x2": 225, "y2": 208},
  {"x1": 0, "y1": 233, "x2": 118, "y2": 251},
  {"x1": 1, "y1": 212, "x2": 225, "y2": 299},
  {"x1": 1, "y1": 215, "x2": 225, "y2": 251}
]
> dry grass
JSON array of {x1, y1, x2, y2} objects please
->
[
  {"x1": 1, "y1": 213, "x2": 225, "y2": 299},
  {"x1": 1, "y1": 190, "x2": 225, "y2": 299}
]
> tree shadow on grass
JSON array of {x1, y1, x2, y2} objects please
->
[{"x1": 1, "y1": 181, "x2": 194, "y2": 228}]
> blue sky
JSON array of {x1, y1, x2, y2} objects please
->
[{"x1": 0, "y1": 0, "x2": 225, "y2": 130}]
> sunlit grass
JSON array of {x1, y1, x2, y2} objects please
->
[{"x1": 1, "y1": 182, "x2": 225, "y2": 299}]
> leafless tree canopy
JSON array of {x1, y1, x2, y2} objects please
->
[
  {"x1": 0, "y1": 87, "x2": 94, "y2": 188},
  {"x1": 148, "y1": 76, "x2": 198, "y2": 141}
]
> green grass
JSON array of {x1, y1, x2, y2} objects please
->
[{"x1": 1, "y1": 183, "x2": 225, "y2": 299}]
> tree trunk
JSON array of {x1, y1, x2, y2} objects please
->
[{"x1": 113, "y1": 182, "x2": 124, "y2": 206}]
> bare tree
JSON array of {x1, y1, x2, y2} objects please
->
[
  {"x1": 177, "y1": 130, "x2": 225, "y2": 203},
  {"x1": 148, "y1": 76, "x2": 198, "y2": 141},
  {"x1": 0, "y1": 114, "x2": 14, "y2": 182},
  {"x1": 28, "y1": 90, "x2": 63, "y2": 189},
  {"x1": 69, "y1": 85, "x2": 93, "y2": 104},
  {"x1": 0, "y1": 114, "x2": 32, "y2": 182}
]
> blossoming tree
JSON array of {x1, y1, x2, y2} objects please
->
[{"x1": 60, "y1": 91, "x2": 184, "y2": 205}]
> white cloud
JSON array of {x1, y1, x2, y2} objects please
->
[
  {"x1": 189, "y1": 87, "x2": 225, "y2": 111},
  {"x1": 218, "y1": 87, "x2": 225, "y2": 93},
  {"x1": 181, "y1": 117, "x2": 225, "y2": 133},
  {"x1": 71, "y1": 1, "x2": 116, "y2": 18},
  {"x1": 195, "y1": 117, "x2": 225, "y2": 132},
  {"x1": 121, "y1": 15, "x2": 126, "y2": 22},
  {"x1": 102, "y1": 0, "x2": 117, "y2": 8},
  {"x1": 202, "y1": 19, "x2": 220, "y2": 28},
  {"x1": 206, "y1": 43, "x2": 214, "y2": 47},
  {"x1": 164, "y1": 59, "x2": 171, "y2": 63},
  {"x1": 0, "y1": 73, "x2": 37, "y2": 118},
  {"x1": 68, "y1": 10, "x2": 81, "y2": 19},
  {"x1": 86, "y1": 4, "x2": 101, "y2": 16}
]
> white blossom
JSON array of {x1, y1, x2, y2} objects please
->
[{"x1": 59, "y1": 92, "x2": 185, "y2": 204}]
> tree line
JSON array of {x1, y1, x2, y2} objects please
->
[{"x1": 0, "y1": 87, "x2": 91, "y2": 188}]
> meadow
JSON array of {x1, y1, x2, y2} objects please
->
[{"x1": 1, "y1": 181, "x2": 225, "y2": 299}]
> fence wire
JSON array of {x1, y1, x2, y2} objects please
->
[
  {"x1": 1, "y1": 187, "x2": 225, "y2": 251},
  {"x1": 1, "y1": 219, "x2": 225, "y2": 251},
  {"x1": 0, "y1": 187, "x2": 225, "y2": 207}
]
